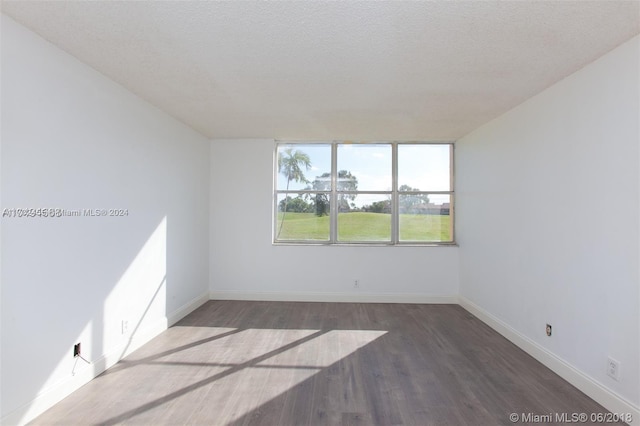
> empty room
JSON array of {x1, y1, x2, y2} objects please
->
[{"x1": 1, "y1": 1, "x2": 639, "y2": 425}]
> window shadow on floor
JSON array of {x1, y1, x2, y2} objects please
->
[{"x1": 29, "y1": 301, "x2": 609, "y2": 426}]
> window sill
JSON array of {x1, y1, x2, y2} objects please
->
[{"x1": 272, "y1": 241, "x2": 458, "y2": 247}]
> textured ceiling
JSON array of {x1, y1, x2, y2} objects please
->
[{"x1": 2, "y1": 1, "x2": 639, "y2": 140}]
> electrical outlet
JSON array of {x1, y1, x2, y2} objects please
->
[
  {"x1": 606, "y1": 357, "x2": 620, "y2": 381},
  {"x1": 353, "y1": 279, "x2": 360, "y2": 288},
  {"x1": 546, "y1": 324, "x2": 552, "y2": 337},
  {"x1": 73, "y1": 342, "x2": 81, "y2": 358},
  {"x1": 121, "y1": 320, "x2": 129, "y2": 335}
]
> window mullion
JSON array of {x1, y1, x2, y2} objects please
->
[
  {"x1": 391, "y1": 142, "x2": 398, "y2": 244},
  {"x1": 330, "y1": 142, "x2": 338, "y2": 243},
  {"x1": 449, "y1": 143, "x2": 455, "y2": 242}
]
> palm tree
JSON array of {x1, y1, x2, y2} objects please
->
[{"x1": 277, "y1": 148, "x2": 311, "y2": 238}]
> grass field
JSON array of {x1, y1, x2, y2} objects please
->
[{"x1": 275, "y1": 212, "x2": 451, "y2": 242}]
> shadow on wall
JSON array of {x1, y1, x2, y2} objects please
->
[{"x1": 5, "y1": 215, "x2": 169, "y2": 425}]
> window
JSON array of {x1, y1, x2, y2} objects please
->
[{"x1": 274, "y1": 141, "x2": 454, "y2": 245}]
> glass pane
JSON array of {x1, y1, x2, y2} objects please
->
[
  {"x1": 275, "y1": 193, "x2": 330, "y2": 241},
  {"x1": 337, "y1": 144, "x2": 391, "y2": 191},
  {"x1": 399, "y1": 194, "x2": 452, "y2": 242},
  {"x1": 277, "y1": 144, "x2": 330, "y2": 191},
  {"x1": 338, "y1": 194, "x2": 391, "y2": 242},
  {"x1": 398, "y1": 144, "x2": 450, "y2": 192}
]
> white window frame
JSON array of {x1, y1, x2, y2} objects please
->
[{"x1": 273, "y1": 141, "x2": 455, "y2": 246}]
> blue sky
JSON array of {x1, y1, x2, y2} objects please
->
[{"x1": 277, "y1": 143, "x2": 451, "y2": 207}]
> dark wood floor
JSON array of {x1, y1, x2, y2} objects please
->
[{"x1": 30, "y1": 301, "x2": 610, "y2": 425}]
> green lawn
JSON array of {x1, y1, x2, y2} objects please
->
[
  {"x1": 275, "y1": 212, "x2": 330, "y2": 240},
  {"x1": 399, "y1": 213, "x2": 451, "y2": 241},
  {"x1": 276, "y1": 212, "x2": 451, "y2": 242}
]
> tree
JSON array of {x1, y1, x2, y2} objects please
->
[
  {"x1": 362, "y1": 199, "x2": 392, "y2": 214},
  {"x1": 314, "y1": 193, "x2": 330, "y2": 217},
  {"x1": 278, "y1": 196, "x2": 312, "y2": 213},
  {"x1": 277, "y1": 148, "x2": 311, "y2": 237},
  {"x1": 399, "y1": 184, "x2": 430, "y2": 213},
  {"x1": 310, "y1": 170, "x2": 358, "y2": 215}
]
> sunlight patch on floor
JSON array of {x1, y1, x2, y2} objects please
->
[{"x1": 96, "y1": 328, "x2": 387, "y2": 425}]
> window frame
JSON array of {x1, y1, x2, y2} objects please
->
[{"x1": 273, "y1": 141, "x2": 455, "y2": 246}]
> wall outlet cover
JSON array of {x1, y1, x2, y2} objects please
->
[{"x1": 606, "y1": 357, "x2": 620, "y2": 381}]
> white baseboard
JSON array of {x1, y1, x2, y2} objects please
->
[
  {"x1": 458, "y1": 296, "x2": 640, "y2": 426},
  {"x1": 167, "y1": 291, "x2": 210, "y2": 327},
  {"x1": 210, "y1": 290, "x2": 457, "y2": 304},
  {"x1": 1, "y1": 291, "x2": 209, "y2": 426}
]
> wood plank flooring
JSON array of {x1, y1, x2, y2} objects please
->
[{"x1": 29, "y1": 301, "x2": 612, "y2": 425}]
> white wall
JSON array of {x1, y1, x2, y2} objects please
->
[
  {"x1": 1, "y1": 15, "x2": 210, "y2": 425},
  {"x1": 210, "y1": 139, "x2": 459, "y2": 303},
  {"x1": 457, "y1": 35, "x2": 640, "y2": 416}
]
